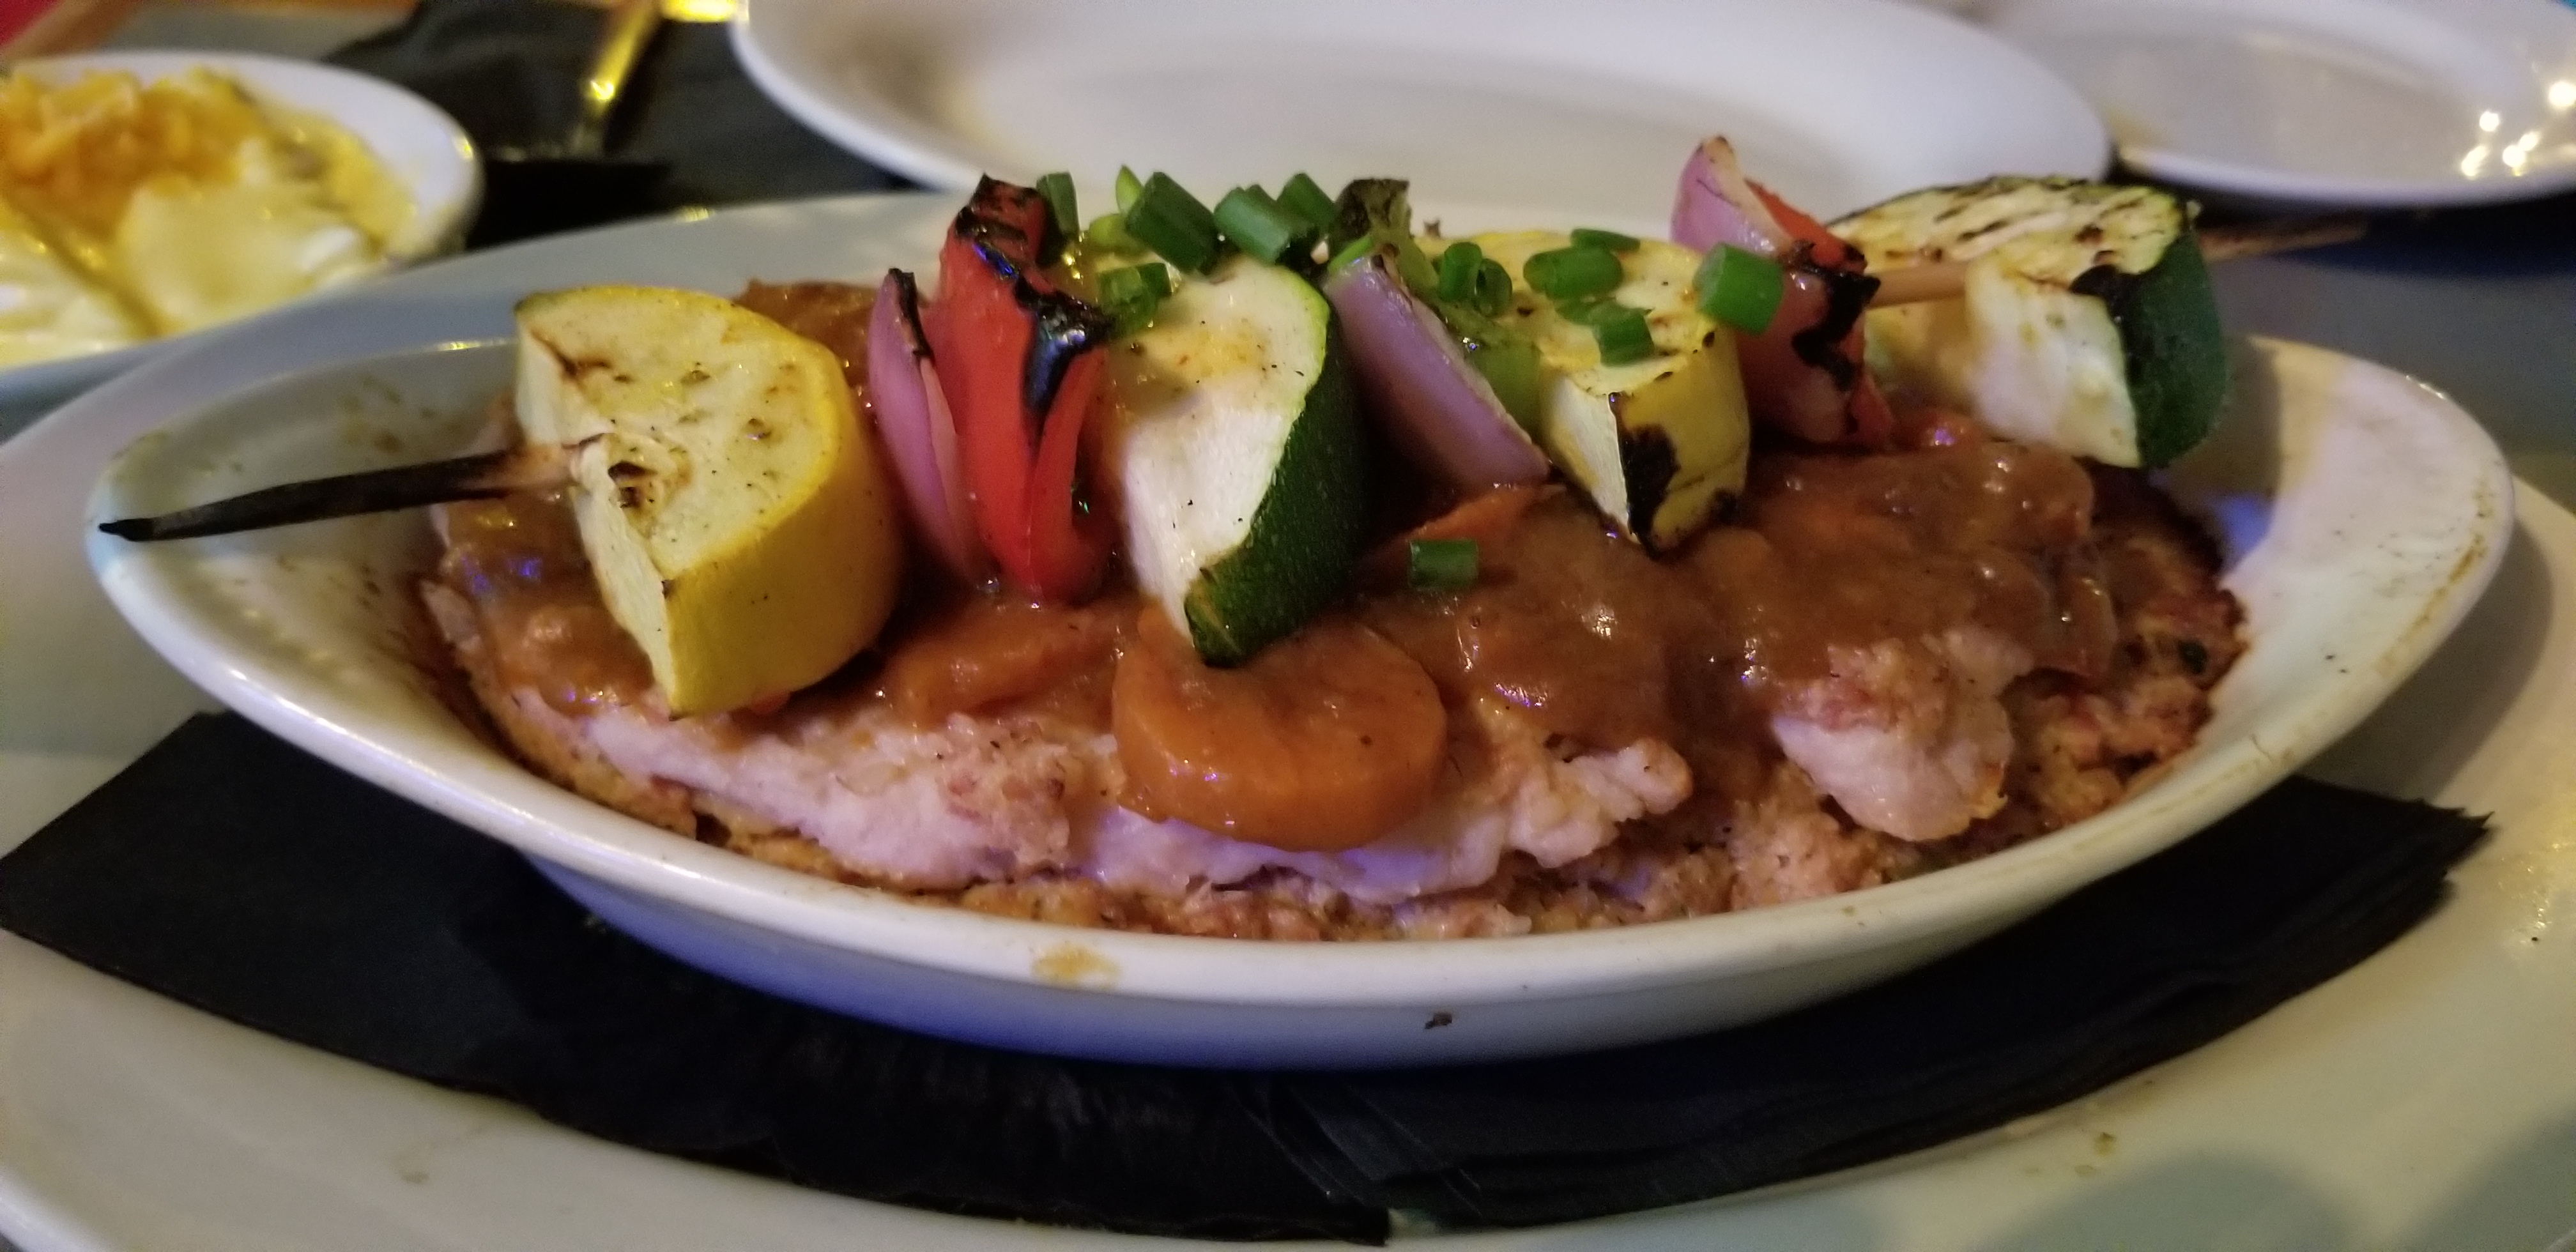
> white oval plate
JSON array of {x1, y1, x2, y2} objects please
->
[
  {"x1": 1, "y1": 195, "x2": 2567, "y2": 1248},
  {"x1": 1981, "y1": 0, "x2": 2576, "y2": 208},
  {"x1": 71, "y1": 192, "x2": 2512, "y2": 1069},
  {"x1": 731, "y1": 0, "x2": 2108, "y2": 226},
  {"x1": 0, "y1": 51, "x2": 480, "y2": 411}
]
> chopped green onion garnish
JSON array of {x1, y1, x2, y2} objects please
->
[
  {"x1": 1100, "y1": 261, "x2": 1172, "y2": 303},
  {"x1": 1388, "y1": 239, "x2": 1438, "y2": 301},
  {"x1": 1331, "y1": 237, "x2": 1440, "y2": 305},
  {"x1": 1036, "y1": 172, "x2": 1078, "y2": 240},
  {"x1": 1114, "y1": 166, "x2": 1145, "y2": 213},
  {"x1": 1213, "y1": 185, "x2": 1308, "y2": 264},
  {"x1": 1099, "y1": 262, "x2": 1172, "y2": 335},
  {"x1": 1277, "y1": 172, "x2": 1337, "y2": 233},
  {"x1": 1473, "y1": 258, "x2": 1512, "y2": 317},
  {"x1": 1082, "y1": 212, "x2": 1138, "y2": 255},
  {"x1": 1694, "y1": 243, "x2": 1785, "y2": 333},
  {"x1": 1590, "y1": 305, "x2": 1655, "y2": 365},
  {"x1": 1324, "y1": 178, "x2": 1441, "y2": 296},
  {"x1": 1126, "y1": 172, "x2": 1220, "y2": 273},
  {"x1": 1407, "y1": 538, "x2": 1480, "y2": 593},
  {"x1": 1523, "y1": 246, "x2": 1623, "y2": 302},
  {"x1": 1464, "y1": 333, "x2": 1542, "y2": 434},
  {"x1": 1436, "y1": 240, "x2": 1485, "y2": 304},
  {"x1": 1570, "y1": 227, "x2": 1639, "y2": 252},
  {"x1": 1436, "y1": 305, "x2": 1543, "y2": 435},
  {"x1": 1552, "y1": 298, "x2": 1619, "y2": 327}
]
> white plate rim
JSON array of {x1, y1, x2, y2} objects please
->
[
  {"x1": 1983, "y1": 0, "x2": 2576, "y2": 208},
  {"x1": 71, "y1": 194, "x2": 2515, "y2": 1012},
  {"x1": 728, "y1": 0, "x2": 2112, "y2": 218}
]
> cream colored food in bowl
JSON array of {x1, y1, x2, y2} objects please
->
[
  {"x1": 0, "y1": 67, "x2": 411, "y2": 367},
  {"x1": 0, "y1": 52, "x2": 475, "y2": 407}
]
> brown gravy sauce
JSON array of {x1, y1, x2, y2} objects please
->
[
  {"x1": 437, "y1": 491, "x2": 654, "y2": 715},
  {"x1": 436, "y1": 280, "x2": 2131, "y2": 834},
  {"x1": 735, "y1": 280, "x2": 874, "y2": 387},
  {"x1": 877, "y1": 585, "x2": 1132, "y2": 727},
  {"x1": 441, "y1": 438, "x2": 2115, "y2": 819},
  {"x1": 1362, "y1": 434, "x2": 2112, "y2": 810}
]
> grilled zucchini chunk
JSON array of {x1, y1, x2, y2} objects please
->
[
  {"x1": 1834, "y1": 179, "x2": 2228, "y2": 468},
  {"x1": 1100, "y1": 254, "x2": 1366, "y2": 666}
]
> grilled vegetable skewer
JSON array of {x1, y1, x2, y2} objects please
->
[
  {"x1": 109, "y1": 196, "x2": 2326, "y2": 546},
  {"x1": 105, "y1": 157, "x2": 2292, "y2": 698}
]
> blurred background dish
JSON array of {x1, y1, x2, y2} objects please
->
[
  {"x1": 730, "y1": 0, "x2": 2110, "y2": 229},
  {"x1": 0, "y1": 50, "x2": 475, "y2": 409},
  {"x1": 1979, "y1": 0, "x2": 2576, "y2": 208}
]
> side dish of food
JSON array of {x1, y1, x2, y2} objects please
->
[
  {"x1": 112, "y1": 139, "x2": 2257, "y2": 942},
  {"x1": 0, "y1": 66, "x2": 412, "y2": 369},
  {"x1": 0, "y1": 53, "x2": 475, "y2": 405}
]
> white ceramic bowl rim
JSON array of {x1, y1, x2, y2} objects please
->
[
  {"x1": 75, "y1": 195, "x2": 2515, "y2": 1017},
  {"x1": 729, "y1": 0, "x2": 2110, "y2": 221},
  {"x1": 1984, "y1": 0, "x2": 2576, "y2": 209},
  {"x1": 87, "y1": 360, "x2": 2513, "y2": 1009}
]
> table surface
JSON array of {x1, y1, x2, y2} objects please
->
[
  {"x1": 0, "y1": 6, "x2": 2568, "y2": 1251},
  {"x1": 2208, "y1": 199, "x2": 2576, "y2": 510}
]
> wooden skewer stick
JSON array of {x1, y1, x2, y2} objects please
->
[
  {"x1": 2196, "y1": 213, "x2": 2371, "y2": 262},
  {"x1": 1869, "y1": 260, "x2": 1968, "y2": 307},
  {"x1": 1868, "y1": 214, "x2": 2368, "y2": 309},
  {"x1": 98, "y1": 442, "x2": 573, "y2": 542}
]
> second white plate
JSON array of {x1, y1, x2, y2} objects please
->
[
  {"x1": 732, "y1": 0, "x2": 2108, "y2": 227},
  {"x1": 1982, "y1": 0, "x2": 2576, "y2": 208}
]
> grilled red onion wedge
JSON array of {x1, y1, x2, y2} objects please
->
[
  {"x1": 867, "y1": 268, "x2": 985, "y2": 580},
  {"x1": 1321, "y1": 245, "x2": 1549, "y2": 493}
]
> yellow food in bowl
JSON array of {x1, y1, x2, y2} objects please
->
[{"x1": 0, "y1": 68, "x2": 411, "y2": 365}]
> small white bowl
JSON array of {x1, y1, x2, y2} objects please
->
[{"x1": 0, "y1": 51, "x2": 479, "y2": 410}]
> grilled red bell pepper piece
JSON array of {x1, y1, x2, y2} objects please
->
[
  {"x1": 925, "y1": 178, "x2": 1114, "y2": 600},
  {"x1": 1752, "y1": 181, "x2": 1893, "y2": 448},
  {"x1": 1673, "y1": 137, "x2": 1892, "y2": 448}
]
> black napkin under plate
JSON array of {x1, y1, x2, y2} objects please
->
[
  {"x1": 0, "y1": 714, "x2": 2484, "y2": 1242},
  {"x1": 327, "y1": 0, "x2": 911, "y2": 246}
]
